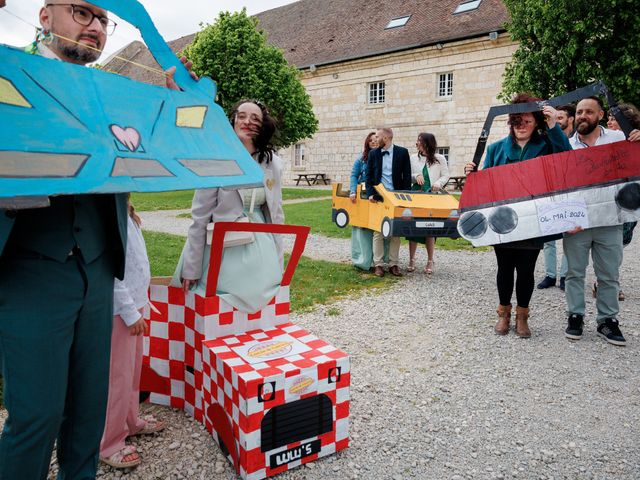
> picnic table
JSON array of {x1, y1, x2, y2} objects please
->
[
  {"x1": 446, "y1": 175, "x2": 466, "y2": 191},
  {"x1": 294, "y1": 173, "x2": 330, "y2": 186}
]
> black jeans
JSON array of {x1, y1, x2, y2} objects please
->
[{"x1": 494, "y1": 246, "x2": 541, "y2": 308}]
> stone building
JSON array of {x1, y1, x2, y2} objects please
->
[{"x1": 106, "y1": 0, "x2": 516, "y2": 184}]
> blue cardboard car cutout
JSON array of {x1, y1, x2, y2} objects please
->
[{"x1": 0, "y1": 0, "x2": 262, "y2": 204}]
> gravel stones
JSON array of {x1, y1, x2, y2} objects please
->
[{"x1": 1, "y1": 223, "x2": 638, "y2": 479}]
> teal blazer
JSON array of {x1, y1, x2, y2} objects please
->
[
  {"x1": 483, "y1": 124, "x2": 572, "y2": 169},
  {"x1": 0, "y1": 193, "x2": 129, "y2": 279}
]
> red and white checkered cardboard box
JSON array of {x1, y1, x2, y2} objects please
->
[{"x1": 141, "y1": 223, "x2": 350, "y2": 479}]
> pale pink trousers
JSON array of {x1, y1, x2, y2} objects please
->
[{"x1": 100, "y1": 312, "x2": 145, "y2": 458}]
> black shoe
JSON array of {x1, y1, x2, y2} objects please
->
[
  {"x1": 559, "y1": 277, "x2": 565, "y2": 291},
  {"x1": 565, "y1": 314, "x2": 584, "y2": 340},
  {"x1": 597, "y1": 318, "x2": 626, "y2": 346},
  {"x1": 537, "y1": 276, "x2": 556, "y2": 289}
]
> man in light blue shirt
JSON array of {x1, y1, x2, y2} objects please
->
[{"x1": 365, "y1": 127, "x2": 412, "y2": 276}]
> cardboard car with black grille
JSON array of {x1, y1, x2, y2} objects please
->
[
  {"x1": 140, "y1": 222, "x2": 350, "y2": 480},
  {"x1": 332, "y1": 182, "x2": 460, "y2": 239}
]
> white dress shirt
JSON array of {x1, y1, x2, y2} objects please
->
[
  {"x1": 569, "y1": 126, "x2": 626, "y2": 149},
  {"x1": 114, "y1": 216, "x2": 151, "y2": 326}
]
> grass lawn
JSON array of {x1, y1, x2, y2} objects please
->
[
  {"x1": 142, "y1": 230, "x2": 395, "y2": 313},
  {"x1": 132, "y1": 188, "x2": 331, "y2": 211},
  {"x1": 284, "y1": 199, "x2": 350, "y2": 239},
  {"x1": 176, "y1": 198, "x2": 481, "y2": 250}
]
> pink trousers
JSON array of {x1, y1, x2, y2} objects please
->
[{"x1": 100, "y1": 312, "x2": 145, "y2": 458}]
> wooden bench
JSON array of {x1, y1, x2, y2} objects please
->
[
  {"x1": 446, "y1": 175, "x2": 466, "y2": 191},
  {"x1": 294, "y1": 173, "x2": 330, "y2": 186}
]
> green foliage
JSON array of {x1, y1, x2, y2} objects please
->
[
  {"x1": 501, "y1": 1, "x2": 640, "y2": 106},
  {"x1": 183, "y1": 10, "x2": 318, "y2": 147}
]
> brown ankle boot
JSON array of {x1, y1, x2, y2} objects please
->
[
  {"x1": 515, "y1": 306, "x2": 531, "y2": 338},
  {"x1": 495, "y1": 304, "x2": 512, "y2": 335}
]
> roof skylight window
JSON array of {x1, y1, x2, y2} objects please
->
[
  {"x1": 385, "y1": 15, "x2": 411, "y2": 29},
  {"x1": 454, "y1": 0, "x2": 482, "y2": 14}
]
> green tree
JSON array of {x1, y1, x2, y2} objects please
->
[
  {"x1": 183, "y1": 9, "x2": 318, "y2": 148},
  {"x1": 500, "y1": 0, "x2": 640, "y2": 106}
]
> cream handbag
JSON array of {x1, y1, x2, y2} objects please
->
[{"x1": 206, "y1": 189, "x2": 256, "y2": 248}]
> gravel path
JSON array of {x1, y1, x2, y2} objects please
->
[{"x1": 2, "y1": 216, "x2": 638, "y2": 479}]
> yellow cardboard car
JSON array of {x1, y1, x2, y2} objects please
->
[{"x1": 332, "y1": 183, "x2": 460, "y2": 238}]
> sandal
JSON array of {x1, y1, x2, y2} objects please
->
[
  {"x1": 407, "y1": 260, "x2": 415, "y2": 272},
  {"x1": 134, "y1": 414, "x2": 165, "y2": 435},
  {"x1": 424, "y1": 260, "x2": 434, "y2": 275},
  {"x1": 100, "y1": 445, "x2": 140, "y2": 469}
]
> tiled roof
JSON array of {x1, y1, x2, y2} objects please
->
[
  {"x1": 255, "y1": 0, "x2": 509, "y2": 68},
  {"x1": 105, "y1": 0, "x2": 509, "y2": 85}
]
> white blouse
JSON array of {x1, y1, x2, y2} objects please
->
[{"x1": 113, "y1": 215, "x2": 151, "y2": 327}]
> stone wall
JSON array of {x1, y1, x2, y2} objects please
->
[{"x1": 279, "y1": 33, "x2": 518, "y2": 185}]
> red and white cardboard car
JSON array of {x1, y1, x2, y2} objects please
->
[{"x1": 140, "y1": 222, "x2": 350, "y2": 479}]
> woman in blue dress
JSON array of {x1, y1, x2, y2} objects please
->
[
  {"x1": 171, "y1": 100, "x2": 285, "y2": 313},
  {"x1": 349, "y1": 132, "x2": 387, "y2": 270}
]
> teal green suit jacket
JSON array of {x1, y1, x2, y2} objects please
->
[
  {"x1": 483, "y1": 124, "x2": 572, "y2": 169},
  {"x1": 0, "y1": 193, "x2": 128, "y2": 279}
]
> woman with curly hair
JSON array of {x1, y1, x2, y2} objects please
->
[
  {"x1": 464, "y1": 93, "x2": 572, "y2": 338},
  {"x1": 172, "y1": 100, "x2": 284, "y2": 312},
  {"x1": 407, "y1": 132, "x2": 450, "y2": 274}
]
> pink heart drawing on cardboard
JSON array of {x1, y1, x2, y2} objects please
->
[{"x1": 110, "y1": 125, "x2": 141, "y2": 152}]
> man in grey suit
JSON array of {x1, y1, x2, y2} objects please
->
[{"x1": 365, "y1": 127, "x2": 412, "y2": 277}]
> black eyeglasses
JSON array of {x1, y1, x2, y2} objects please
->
[{"x1": 47, "y1": 3, "x2": 117, "y2": 35}]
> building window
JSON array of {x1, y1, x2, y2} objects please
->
[
  {"x1": 368, "y1": 81, "x2": 386, "y2": 104},
  {"x1": 294, "y1": 143, "x2": 305, "y2": 168},
  {"x1": 454, "y1": 0, "x2": 482, "y2": 14},
  {"x1": 385, "y1": 15, "x2": 411, "y2": 29},
  {"x1": 438, "y1": 73, "x2": 453, "y2": 98},
  {"x1": 437, "y1": 147, "x2": 450, "y2": 163}
]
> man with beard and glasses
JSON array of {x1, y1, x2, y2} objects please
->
[
  {"x1": 563, "y1": 96, "x2": 628, "y2": 346},
  {"x1": 537, "y1": 104, "x2": 575, "y2": 291},
  {"x1": 0, "y1": 1, "x2": 191, "y2": 477}
]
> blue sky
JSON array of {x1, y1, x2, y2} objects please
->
[{"x1": 0, "y1": 0, "x2": 296, "y2": 59}]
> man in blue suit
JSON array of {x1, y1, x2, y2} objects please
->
[
  {"x1": 0, "y1": 2, "x2": 128, "y2": 478},
  {"x1": 365, "y1": 127, "x2": 412, "y2": 277}
]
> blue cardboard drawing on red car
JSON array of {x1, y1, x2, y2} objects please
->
[{"x1": 0, "y1": 0, "x2": 262, "y2": 203}]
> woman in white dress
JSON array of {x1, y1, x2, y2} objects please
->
[{"x1": 171, "y1": 100, "x2": 285, "y2": 312}]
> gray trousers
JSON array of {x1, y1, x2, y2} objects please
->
[
  {"x1": 542, "y1": 240, "x2": 568, "y2": 279},
  {"x1": 563, "y1": 225, "x2": 623, "y2": 324}
]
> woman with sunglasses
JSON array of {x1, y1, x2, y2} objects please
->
[
  {"x1": 464, "y1": 93, "x2": 571, "y2": 338},
  {"x1": 172, "y1": 100, "x2": 284, "y2": 312}
]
